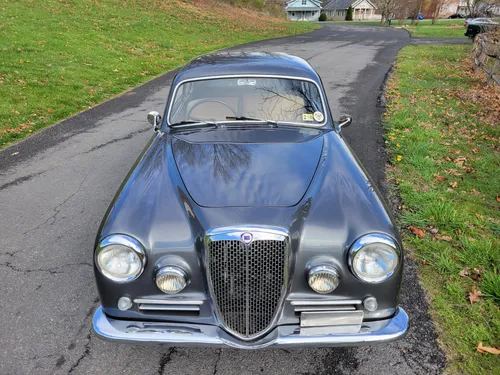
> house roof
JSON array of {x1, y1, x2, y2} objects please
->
[
  {"x1": 323, "y1": 0, "x2": 376, "y2": 11},
  {"x1": 285, "y1": 0, "x2": 322, "y2": 9},
  {"x1": 174, "y1": 52, "x2": 321, "y2": 84}
]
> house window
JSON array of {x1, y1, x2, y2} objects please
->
[
  {"x1": 302, "y1": 0, "x2": 306, "y2": 4},
  {"x1": 292, "y1": 12, "x2": 295, "y2": 16}
]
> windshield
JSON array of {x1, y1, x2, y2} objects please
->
[{"x1": 168, "y1": 77, "x2": 326, "y2": 126}]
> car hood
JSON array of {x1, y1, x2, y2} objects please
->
[{"x1": 171, "y1": 129, "x2": 324, "y2": 207}]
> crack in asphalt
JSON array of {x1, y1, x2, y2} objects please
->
[
  {"x1": 23, "y1": 173, "x2": 89, "y2": 235},
  {"x1": 0, "y1": 170, "x2": 47, "y2": 191},
  {"x1": 212, "y1": 349, "x2": 222, "y2": 375},
  {"x1": 301, "y1": 348, "x2": 359, "y2": 375},
  {"x1": 0, "y1": 261, "x2": 92, "y2": 274},
  {"x1": 79, "y1": 128, "x2": 149, "y2": 156},
  {"x1": 157, "y1": 348, "x2": 177, "y2": 375},
  {"x1": 67, "y1": 330, "x2": 92, "y2": 374},
  {"x1": 57, "y1": 297, "x2": 100, "y2": 373},
  {"x1": 0, "y1": 127, "x2": 146, "y2": 193}
]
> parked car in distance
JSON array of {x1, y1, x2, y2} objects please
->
[
  {"x1": 448, "y1": 13, "x2": 464, "y2": 19},
  {"x1": 465, "y1": 18, "x2": 499, "y2": 38},
  {"x1": 407, "y1": 13, "x2": 424, "y2": 20},
  {"x1": 92, "y1": 52, "x2": 409, "y2": 348}
]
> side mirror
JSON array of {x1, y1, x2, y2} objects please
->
[
  {"x1": 147, "y1": 111, "x2": 162, "y2": 132},
  {"x1": 336, "y1": 114, "x2": 352, "y2": 132}
]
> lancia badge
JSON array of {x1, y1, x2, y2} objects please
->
[{"x1": 241, "y1": 232, "x2": 253, "y2": 244}]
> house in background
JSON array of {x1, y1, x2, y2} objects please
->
[
  {"x1": 285, "y1": 0, "x2": 322, "y2": 21},
  {"x1": 322, "y1": 0, "x2": 379, "y2": 21}
]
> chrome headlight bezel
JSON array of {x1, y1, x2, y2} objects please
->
[
  {"x1": 348, "y1": 233, "x2": 400, "y2": 284},
  {"x1": 95, "y1": 234, "x2": 146, "y2": 283},
  {"x1": 307, "y1": 265, "x2": 340, "y2": 294},
  {"x1": 155, "y1": 266, "x2": 189, "y2": 294}
]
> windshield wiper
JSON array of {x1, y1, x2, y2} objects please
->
[
  {"x1": 225, "y1": 116, "x2": 279, "y2": 127},
  {"x1": 169, "y1": 120, "x2": 219, "y2": 129}
]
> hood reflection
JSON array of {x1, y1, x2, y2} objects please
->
[
  {"x1": 171, "y1": 134, "x2": 323, "y2": 208},
  {"x1": 172, "y1": 139, "x2": 252, "y2": 183}
]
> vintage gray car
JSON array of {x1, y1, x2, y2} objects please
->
[{"x1": 92, "y1": 52, "x2": 409, "y2": 348}]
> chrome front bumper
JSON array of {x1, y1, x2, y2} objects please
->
[{"x1": 92, "y1": 306, "x2": 409, "y2": 348}]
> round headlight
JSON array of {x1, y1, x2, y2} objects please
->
[
  {"x1": 156, "y1": 267, "x2": 188, "y2": 294},
  {"x1": 349, "y1": 234, "x2": 400, "y2": 283},
  {"x1": 95, "y1": 235, "x2": 146, "y2": 283},
  {"x1": 308, "y1": 265, "x2": 340, "y2": 294}
]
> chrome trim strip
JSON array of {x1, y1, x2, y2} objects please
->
[
  {"x1": 294, "y1": 306, "x2": 356, "y2": 312},
  {"x1": 93, "y1": 306, "x2": 409, "y2": 348},
  {"x1": 204, "y1": 225, "x2": 291, "y2": 342},
  {"x1": 133, "y1": 299, "x2": 203, "y2": 305},
  {"x1": 138, "y1": 304, "x2": 200, "y2": 312},
  {"x1": 166, "y1": 75, "x2": 329, "y2": 128},
  {"x1": 290, "y1": 300, "x2": 362, "y2": 306}
]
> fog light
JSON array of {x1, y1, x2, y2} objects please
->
[
  {"x1": 308, "y1": 265, "x2": 340, "y2": 294},
  {"x1": 117, "y1": 296, "x2": 133, "y2": 311},
  {"x1": 363, "y1": 296, "x2": 378, "y2": 312},
  {"x1": 156, "y1": 266, "x2": 188, "y2": 294}
]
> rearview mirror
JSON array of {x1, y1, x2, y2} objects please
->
[
  {"x1": 336, "y1": 114, "x2": 352, "y2": 132},
  {"x1": 147, "y1": 111, "x2": 162, "y2": 132}
]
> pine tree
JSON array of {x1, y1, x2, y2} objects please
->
[{"x1": 346, "y1": 6, "x2": 354, "y2": 21}]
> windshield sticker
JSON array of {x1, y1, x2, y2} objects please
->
[
  {"x1": 237, "y1": 79, "x2": 257, "y2": 86},
  {"x1": 302, "y1": 113, "x2": 314, "y2": 122},
  {"x1": 313, "y1": 111, "x2": 324, "y2": 122}
]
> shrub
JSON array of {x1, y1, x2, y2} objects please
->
[
  {"x1": 346, "y1": 6, "x2": 353, "y2": 21},
  {"x1": 319, "y1": 12, "x2": 327, "y2": 21}
]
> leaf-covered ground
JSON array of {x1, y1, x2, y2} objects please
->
[
  {"x1": 0, "y1": 0, "x2": 316, "y2": 148},
  {"x1": 384, "y1": 44, "x2": 500, "y2": 374}
]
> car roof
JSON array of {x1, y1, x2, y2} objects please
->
[{"x1": 173, "y1": 52, "x2": 321, "y2": 85}]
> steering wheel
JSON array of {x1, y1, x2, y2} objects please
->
[{"x1": 187, "y1": 99, "x2": 237, "y2": 121}]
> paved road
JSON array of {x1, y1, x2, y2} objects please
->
[{"x1": 0, "y1": 24, "x2": 447, "y2": 374}]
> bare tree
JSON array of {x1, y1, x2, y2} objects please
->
[
  {"x1": 465, "y1": 0, "x2": 500, "y2": 18},
  {"x1": 428, "y1": 0, "x2": 455, "y2": 24},
  {"x1": 374, "y1": 0, "x2": 430, "y2": 24},
  {"x1": 373, "y1": 0, "x2": 417, "y2": 23},
  {"x1": 372, "y1": 0, "x2": 397, "y2": 23}
]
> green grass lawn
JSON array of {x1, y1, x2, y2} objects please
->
[
  {"x1": 402, "y1": 23, "x2": 466, "y2": 38},
  {"x1": 384, "y1": 44, "x2": 500, "y2": 374},
  {"x1": 0, "y1": 0, "x2": 316, "y2": 148},
  {"x1": 398, "y1": 19, "x2": 466, "y2": 38}
]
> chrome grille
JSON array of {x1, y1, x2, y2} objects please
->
[{"x1": 207, "y1": 238, "x2": 287, "y2": 339}]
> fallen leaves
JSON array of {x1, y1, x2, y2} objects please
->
[
  {"x1": 434, "y1": 174, "x2": 447, "y2": 181},
  {"x1": 449, "y1": 181, "x2": 458, "y2": 188},
  {"x1": 454, "y1": 156, "x2": 467, "y2": 168},
  {"x1": 409, "y1": 225, "x2": 426, "y2": 238},
  {"x1": 477, "y1": 342, "x2": 500, "y2": 355},
  {"x1": 434, "y1": 234, "x2": 453, "y2": 242},
  {"x1": 458, "y1": 267, "x2": 483, "y2": 281},
  {"x1": 428, "y1": 226, "x2": 439, "y2": 235},
  {"x1": 468, "y1": 285, "x2": 483, "y2": 304}
]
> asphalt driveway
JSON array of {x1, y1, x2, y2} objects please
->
[{"x1": 0, "y1": 24, "x2": 446, "y2": 375}]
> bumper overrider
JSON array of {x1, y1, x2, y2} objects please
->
[{"x1": 93, "y1": 306, "x2": 409, "y2": 348}]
